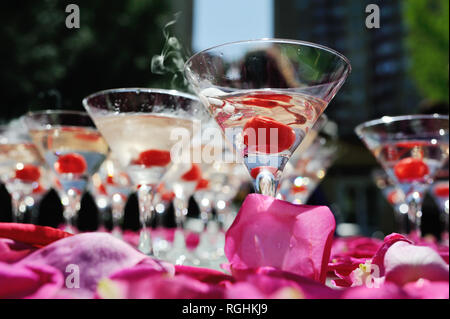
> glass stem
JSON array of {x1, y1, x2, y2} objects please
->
[
  {"x1": 111, "y1": 194, "x2": 126, "y2": 238},
  {"x1": 216, "y1": 205, "x2": 226, "y2": 232},
  {"x1": 394, "y1": 209, "x2": 408, "y2": 235},
  {"x1": 406, "y1": 193, "x2": 423, "y2": 238},
  {"x1": 137, "y1": 184, "x2": 154, "y2": 255},
  {"x1": 169, "y1": 196, "x2": 189, "y2": 264},
  {"x1": 173, "y1": 196, "x2": 188, "y2": 232},
  {"x1": 199, "y1": 199, "x2": 212, "y2": 232},
  {"x1": 61, "y1": 188, "x2": 81, "y2": 234},
  {"x1": 255, "y1": 171, "x2": 278, "y2": 197},
  {"x1": 11, "y1": 192, "x2": 27, "y2": 223}
]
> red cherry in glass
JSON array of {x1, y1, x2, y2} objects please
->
[
  {"x1": 243, "y1": 116, "x2": 296, "y2": 153},
  {"x1": 196, "y1": 178, "x2": 209, "y2": 190},
  {"x1": 387, "y1": 190, "x2": 400, "y2": 205},
  {"x1": 394, "y1": 157, "x2": 429, "y2": 181},
  {"x1": 97, "y1": 184, "x2": 107, "y2": 195},
  {"x1": 15, "y1": 164, "x2": 41, "y2": 182},
  {"x1": 54, "y1": 153, "x2": 87, "y2": 174},
  {"x1": 435, "y1": 184, "x2": 449, "y2": 198},
  {"x1": 162, "y1": 191, "x2": 175, "y2": 202},
  {"x1": 182, "y1": 164, "x2": 202, "y2": 181},
  {"x1": 106, "y1": 175, "x2": 115, "y2": 185},
  {"x1": 134, "y1": 149, "x2": 171, "y2": 167},
  {"x1": 32, "y1": 183, "x2": 45, "y2": 194}
]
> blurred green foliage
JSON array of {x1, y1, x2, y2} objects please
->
[
  {"x1": 0, "y1": 0, "x2": 184, "y2": 121},
  {"x1": 403, "y1": 0, "x2": 449, "y2": 103}
]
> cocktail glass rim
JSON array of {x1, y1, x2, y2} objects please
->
[
  {"x1": 355, "y1": 114, "x2": 449, "y2": 137},
  {"x1": 82, "y1": 87, "x2": 199, "y2": 109},
  {"x1": 184, "y1": 37, "x2": 352, "y2": 75}
]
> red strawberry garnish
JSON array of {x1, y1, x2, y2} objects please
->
[
  {"x1": 54, "y1": 153, "x2": 87, "y2": 174},
  {"x1": 15, "y1": 164, "x2": 41, "y2": 182},
  {"x1": 250, "y1": 166, "x2": 278, "y2": 179},
  {"x1": 394, "y1": 157, "x2": 429, "y2": 182},
  {"x1": 243, "y1": 116, "x2": 296, "y2": 153},
  {"x1": 435, "y1": 184, "x2": 449, "y2": 198},
  {"x1": 134, "y1": 149, "x2": 171, "y2": 167},
  {"x1": 182, "y1": 164, "x2": 202, "y2": 181},
  {"x1": 196, "y1": 178, "x2": 209, "y2": 190}
]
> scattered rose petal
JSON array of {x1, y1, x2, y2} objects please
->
[{"x1": 226, "y1": 194, "x2": 335, "y2": 283}]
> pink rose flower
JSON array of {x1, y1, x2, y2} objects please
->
[{"x1": 225, "y1": 194, "x2": 335, "y2": 283}]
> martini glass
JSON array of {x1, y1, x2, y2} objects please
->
[
  {"x1": 83, "y1": 88, "x2": 205, "y2": 255},
  {"x1": 193, "y1": 150, "x2": 245, "y2": 266},
  {"x1": 429, "y1": 165, "x2": 449, "y2": 242},
  {"x1": 0, "y1": 125, "x2": 47, "y2": 223},
  {"x1": 23, "y1": 111, "x2": 109, "y2": 232},
  {"x1": 92, "y1": 155, "x2": 133, "y2": 237},
  {"x1": 372, "y1": 168, "x2": 409, "y2": 234},
  {"x1": 278, "y1": 119, "x2": 338, "y2": 204},
  {"x1": 164, "y1": 163, "x2": 202, "y2": 265},
  {"x1": 184, "y1": 39, "x2": 351, "y2": 196},
  {"x1": 355, "y1": 115, "x2": 449, "y2": 237}
]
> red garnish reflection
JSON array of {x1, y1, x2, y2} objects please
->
[{"x1": 250, "y1": 166, "x2": 278, "y2": 179}]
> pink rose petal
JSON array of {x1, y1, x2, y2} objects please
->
[
  {"x1": 99, "y1": 264, "x2": 224, "y2": 299},
  {"x1": 383, "y1": 241, "x2": 449, "y2": 285},
  {"x1": 226, "y1": 266, "x2": 341, "y2": 299},
  {"x1": 0, "y1": 238, "x2": 36, "y2": 263},
  {"x1": 341, "y1": 282, "x2": 409, "y2": 299},
  {"x1": 175, "y1": 265, "x2": 234, "y2": 285},
  {"x1": 0, "y1": 262, "x2": 63, "y2": 298},
  {"x1": 372, "y1": 233, "x2": 413, "y2": 276},
  {"x1": 16, "y1": 232, "x2": 156, "y2": 293},
  {"x1": 402, "y1": 279, "x2": 449, "y2": 299},
  {"x1": 225, "y1": 194, "x2": 335, "y2": 283}
]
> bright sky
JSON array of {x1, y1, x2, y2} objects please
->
[{"x1": 192, "y1": 0, "x2": 274, "y2": 53}]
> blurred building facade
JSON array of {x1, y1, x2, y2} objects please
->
[
  {"x1": 274, "y1": 0, "x2": 420, "y2": 136},
  {"x1": 273, "y1": 0, "x2": 435, "y2": 237}
]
